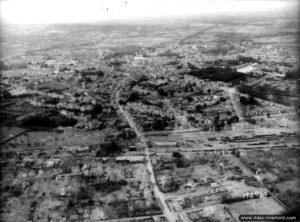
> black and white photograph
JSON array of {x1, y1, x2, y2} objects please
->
[{"x1": 0, "y1": 0, "x2": 299, "y2": 221}]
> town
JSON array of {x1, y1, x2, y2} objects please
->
[{"x1": 0, "y1": 8, "x2": 299, "y2": 222}]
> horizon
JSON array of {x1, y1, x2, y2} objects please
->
[{"x1": 0, "y1": 0, "x2": 298, "y2": 25}]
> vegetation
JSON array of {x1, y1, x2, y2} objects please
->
[
  {"x1": 284, "y1": 69, "x2": 299, "y2": 80},
  {"x1": 158, "y1": 87, "x2": 168, "y2": 97},
  {"x1": 21, "y1": 109, "x2": 77, "y2": 128},
  {"x1": 158, "y1": 49, "x2": 182, "y2": 58},
  {"x1": 152, "y1": 116, "x2": 174, "y2": 131},
  {"x1": 188, "y1": 66, "x2": 245, "y2": 83},
  {"x1": 127, "y1": 91, "x2": 140, "y2": 102},
  {"x1": 172, "y1": 151, "x2": 182, "y2": 158},
  {"x1": 240, "y1": 96, "x2": 260, "y2": 106},
  {"x1": 95, "y1": 142, "x2": 122, "y2": 157},
  {"x1": 92, "y1": 180, "x2": 127, "y2": 193},
  {"x1": 0, "y1": 61, "x2": 7, "y2": 70},
  {"x1": 91, "y1": 104, "x2": 103, "y2": 118}
]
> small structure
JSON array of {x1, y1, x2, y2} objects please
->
[
  {"x1": 209, "y1": 182, "x2": 220, "y2": 189},
  {"x1": 115, "y1": 156, "x2": 145, "y2": 163},
  {"x1": 153, "y1": 141, "x2": 178, "y2": 147},
  {"x1": 60, "y1": 187, "x2": 67, "y2": 197},
  {"x1": 219, "y1": 162, "x2": 225, "y2": 174}
]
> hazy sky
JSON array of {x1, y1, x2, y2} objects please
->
[{"x1": 0, "y1": 0, "x2": 298, "y2": 24}]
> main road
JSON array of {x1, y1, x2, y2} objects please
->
[
  {"x1": 221, "y1": 86, "x2": 244, "y2": 121},
  {"x1": 116, "y1": 91, "x2": 178, "y2": 222}
]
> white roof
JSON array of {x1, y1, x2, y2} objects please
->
[
  {"x1": 116, "y1": 156, "x2": 144, "y2": 162},
  {"x1": 153, "y1": 141, "x2": 177, "y2": 146},
  {"x1": 210, "y1": 182, "x2": 220, "y2": 188}
]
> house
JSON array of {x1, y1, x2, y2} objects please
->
[
  {"x1": 115, "y1": 156, "x2": 145, "y2": 163},
  {"x1": 71, "y1": 166, "x2": 80, "y2": 173},
  {"x1": 153, "y1": 141, "x2": 178, "y2": 147},
  {"x1": 128, "y1": 145, "x2": 138, "y2": 151},
  {"x1": 209, "y1": 182, "x2": 220, "y2": 189},
  {"x1": 45, "y1": 159, "x2": 60, "y2": 168},
  {"x1": 60, "y1": 187, "x2": 67, "y2": 197}
]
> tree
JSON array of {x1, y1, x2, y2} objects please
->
[
  {"x1": 127, "y1": 92, "x2": 139, "y2": 102},
  {"x1": 146, "y1": 140, "x2": 152, "y2": 148},
  {"x1": 213, "y1": 115, "x2": 219, "y2": 126},
  {"x1": 91, "y1": 104, "x2": 102, "y2": 118},
  {"x1": 186, "y1": 96, "x2": 193, "y2": 102},
  {"x1": 175, "y1": 158, "x2": 185, "y2": 168},
  {"x1": 158, "y1": 88, "x2": 167, "y2": 97},
  {"x1": 78, "y1": 186, "x2": 90, "y2": 200},
  {"x1": 169, "y1": 90, "x2": 175, "y2": 97},
  {"x1": 172, "y1": 152, "x2": 182, "y2": 158},
  {"x1": 67, "y1": 200, "x2": 75, "y2": 209},
  {"x1": 136, "y1": 74, "x2": 148, "y2": 83},
  {"x1": 232, "y1": 149, "x2": 240, "y2": 157},
  {"x1": 195, "y1": 104, "x2": 203, "y2": 113},
  {"x1": 0, "y1": 60, "x2": 7, "y2": 70},
  {"x1": 240, "y1": 96, "x2": 259, "y2": 106}
]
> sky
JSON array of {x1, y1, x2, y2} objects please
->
[{"x1": 0, "y1": 0, "x2": 298, "y2": 25}]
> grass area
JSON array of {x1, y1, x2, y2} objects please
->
[{"x1": 239, "y1": 149, "x2": 300, "y2": 209}]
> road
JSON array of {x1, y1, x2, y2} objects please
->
[
  {"x1": 222, "y1": 87, "x2": 244, "y2": 121},
  {"x1": 0, "y1": 129, "x2": 29, "y2": 146},
  {"x1": 178, "y1": 25, "x2": 217, "y2": 45},
  {"x1": 116, "y1": 91, "x2": 178, "y2": 222}
]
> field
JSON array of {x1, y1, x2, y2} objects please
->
[{"x1": 239, "y1": 149, "x2": 300, "y2": 208}]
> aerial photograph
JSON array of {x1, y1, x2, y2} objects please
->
[{"x1": 0, "y1": 0, "x2": 299, "y2": 221}]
